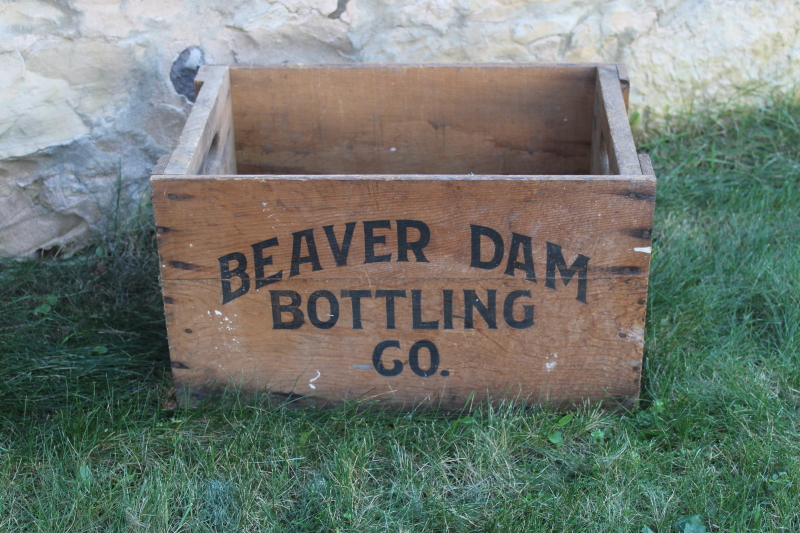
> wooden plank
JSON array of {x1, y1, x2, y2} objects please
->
[
  {"x1": 152, "y1": 175, "x2": 655, "y2": 408},
  {"x1": 616, "y1": 63, "x2": 630, "y2": 111},
  {"x1": 638, "y1": 153, "x2": 655, "y2": 176},
  {"x1": 151, "y1": 154, "x2": 171, "y2": 176},
  {"x1": 598, "y1": 66, "x2": 641, "y2": 175},
  {"x1": 592, "y1": 66, "x2": 641, "y2": 175},
  {"x1": 193, "y1": 64, "x2": 210, "y2": 100},
  {"x1": 162, "y1": 276, "x2": 646, "y2": 408},
  {"x1": 590, "y1": 89, "x2": 610, "y2": 176},
  {"x1": 163, "y1": 66, "x2": 237, "y2": 176},
  {"x1": 228, "y1": 64, "x2": 597, "y2": 176}
]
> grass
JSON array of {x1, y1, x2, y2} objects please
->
[{"x1": 1, "y1": 93, "x2": 799, "y2": 532}]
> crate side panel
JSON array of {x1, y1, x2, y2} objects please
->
[
  {"x1": 591, "y1": 66, "x2": 641, "y2": 176},
  {"x1": 164, "y1": 66, "x2": 237, "y2": 176},
  {"x1": 229, "y1": 65, "x2": 596, "y2": 176}
]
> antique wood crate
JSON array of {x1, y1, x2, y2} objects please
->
[{"x1": 151, "y1": 63, "x2": 656, "y2": 409}]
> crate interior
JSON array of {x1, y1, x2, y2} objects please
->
[
  {"x1": 164, "y1": 64, "x2": 642, "y2": 178},
  {"x1": 229, "y1": 65, "x2": 601, "y2": 176}
]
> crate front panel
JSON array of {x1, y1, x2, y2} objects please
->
[{"x1": 152, "y1": 176, "x2": 655, "y2": 407}]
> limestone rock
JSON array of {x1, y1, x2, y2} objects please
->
[{"x1": 0, "y1": 52, "x2": 89, "y2": 160}]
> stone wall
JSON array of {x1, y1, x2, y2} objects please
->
[{"x1": 1, "y1": 0, "x2": 798, "y2": 256}]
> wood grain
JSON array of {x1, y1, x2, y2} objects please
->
[
  {"x1": 163, "y1": 66, "x2": 237, "y2": 176},
  {"x1": 596, "y1": 66, "x2": 641, "y2": 175},
  {"x1": 152, "y1": 176, "x2": 655, "y2": 408},
  {"x1": 638, "y1": 153, "x2": 655, "y2": 176},
  {"x1": 162, "y1": 276, "x2": 647, "y2": 408},
  {"x1": 229, "y1": 64, "x2": 597, "y2": 176},
  {"x1": 616, "y1": 63, "x2": 630, "y2": 111},
  {"x1": 151, "y1": 154, "x2": 171, "y2": 176},
  {"x1": 591, "y1": 66, "x2": 640, "y2": 176},
  {"x1": 193, "y1": 64, "x2": 210, "y2": 100}
]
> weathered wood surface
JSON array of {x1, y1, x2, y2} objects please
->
[
  {"x1": 193, "y1": 64, "x2": 210, "y2": 99},
  {"x1": 591, "y1": 66, "x2": 641, "y2": 176},
  {"x1": 151, "y1": 154, "x2": 171, "y2": 176},
  {"x1": 163, "y1": 66, "x2": 237, "y2": 176},
  {"x1": 616, "y1": 63, "x2": 630, "y2": 111},
  {"x1": 152, "y1": 175, "x2": 655, "y2": 408},
  {"x1": 638, "y1": 153, "x2": 655, "y2": 176},
  {"x1": 229, "y1": 64, "x2": 598, "y2": 176}
]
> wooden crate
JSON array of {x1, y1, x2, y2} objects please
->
[{"x1": 151, "y1": 63, "x2": 655, "y2": 409}]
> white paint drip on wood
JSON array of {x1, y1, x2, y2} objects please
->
[
  {"x1": 308, "y1": 369, "x2": 321, "y2": 389},
  {"x1": 634, "y1": 247, "x2": 652, "y2": 254}
]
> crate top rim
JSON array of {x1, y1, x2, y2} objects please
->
[
  {"x1": 199, "y1": 62, "x2": 630, "y2": 84},
  {"x1": 204, "y1": 62, "x2": 628, "y2": 80},
  {"x1": 210, "y1": 62, "x2": 621, "y2": 69}
]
